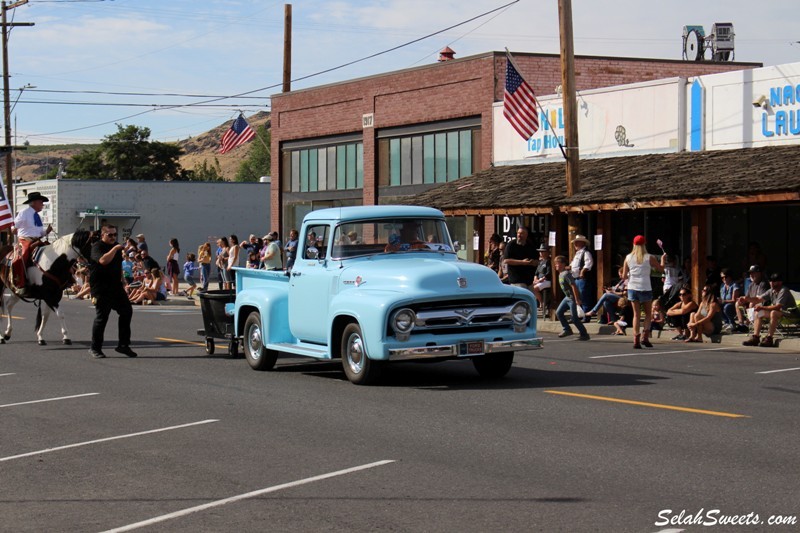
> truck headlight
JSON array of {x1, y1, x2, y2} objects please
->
[
  {"x1": 391, "y1": 308, "x2": 416, "y2": 339},
  {"x1": 510, "y1": 302, "x2": 531, "y2": 326}
]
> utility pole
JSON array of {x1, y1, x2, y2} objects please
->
[
  {"x1": 282, "y1": 4, "x2": 292, "y2": 93},
  {"x1": 558, "y1": 0, "x2": 582, "y2": 255},
  {"x1": 2, "y1": 0, "x2": 33, "y2": 215}
]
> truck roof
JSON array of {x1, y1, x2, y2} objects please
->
[{"x1": 303, "y1": 205, "x2": 444, "y2": 223}]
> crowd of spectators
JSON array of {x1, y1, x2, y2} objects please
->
[{"x1": 492, "y1": 233, "x2": 795, "y2": 348}]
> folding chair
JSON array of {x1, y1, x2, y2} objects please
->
[{"x1": 775, "y1": 290, "x2": 800, "y2": 339}]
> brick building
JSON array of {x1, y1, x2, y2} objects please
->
[{"x1": 270, "y1": 51, "x2": 759, "y2": 243}]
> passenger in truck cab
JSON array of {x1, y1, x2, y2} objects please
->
[{"x1": 385, "y1": 222, "x2": 425, "y2": 252}]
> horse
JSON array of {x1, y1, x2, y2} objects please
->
[{"x1": 0, "y1": 230, "x2": 96, "y2": 346}]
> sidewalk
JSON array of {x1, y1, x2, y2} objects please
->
[{"x1": 536, "y1": 315, "x2": 800, "y2": 352}]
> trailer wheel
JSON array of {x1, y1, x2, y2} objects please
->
[
  {"x1": 472, "y1": 352, "x2": 514, "y2": 379},
  {"x1": 205, "y1": 338, "x2": 215, "y2": 355},
  {"x1": 244, "y1": 311, "x2": 278, "y2": 371},
  {"x1": 341, "y1": 322, "x2": 382, "y2": 385}
]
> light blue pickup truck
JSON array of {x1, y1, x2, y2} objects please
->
[{"x1": 233, "y1": 206, "x2": 542, "y2": 384}]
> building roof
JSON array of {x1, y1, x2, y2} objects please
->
[{"x1": 406, "y1": 144, "x2": 800, "y2": 215}]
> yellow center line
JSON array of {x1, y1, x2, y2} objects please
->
[
  {"x1": 1, "y1": 314, "x2": 25, "y2": 320},
  {"x1": 544, "y1": 390, "x2": 750, "y2": 418},
  {"x1": 155, "y1": 337, "x2": 206, "y2": 347}
]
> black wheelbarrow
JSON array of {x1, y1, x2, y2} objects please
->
[{"x1": 197, "y1": 289, "x2": 239, "y2": 357}]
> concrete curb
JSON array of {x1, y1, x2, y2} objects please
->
[{"x1": 536, "y1": 316, "x2": 800, "y2": 352}]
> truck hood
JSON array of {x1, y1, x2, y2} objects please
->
[{"x1": 338, "y1": 256, "x2": 510, "y2": 296}]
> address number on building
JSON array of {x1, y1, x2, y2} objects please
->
[{"x1": 362, "y1": 113, "x2": 374, "y2": 128}]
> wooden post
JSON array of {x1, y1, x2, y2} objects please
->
[
  {"x1": 567, "y1": 213, "x2": 580, "y2": 262},
  {"x1": 690, "y1": 207, "x2": 707, "y2": 302},
  {"x1": 282, "y1": 4, "x2": 292, "y2": 93},
  {"x1": 549, "y1": 212, "x2": 564, "y2": 320},
  {"x1": 596, "y1": 211, "x2": 611, "y2": 299},
  {"x1": 558, "y1": 0, "x2": 580, "y2": 197}
]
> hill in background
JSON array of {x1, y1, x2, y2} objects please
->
[{"x1": 12, "y1": 111, "x2": 271, "y2": 182}]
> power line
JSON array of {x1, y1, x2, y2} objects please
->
[{"x1": 27, "y1": 0, "x2": 521, "y2": 138}]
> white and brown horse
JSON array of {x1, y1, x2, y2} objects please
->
[{"x1": 0, "y1": 230, "x2": 96, "y2": 345}]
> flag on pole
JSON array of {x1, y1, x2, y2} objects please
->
[
  {"x1": 0, "y1": 184, "x2": 13, "y2": 231},
  {"x1": 220, "y1": 114, "x2": 257, "y2": 154},
  {"x1": 503, "y1": 55, "x2": 540, "y2": 140}
]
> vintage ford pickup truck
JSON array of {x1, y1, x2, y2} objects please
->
[{"x1": 233, "y1": 206, "x2": 542, "y2": 384}]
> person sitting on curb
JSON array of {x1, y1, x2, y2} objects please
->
[
  {"x1": 685, "y1": 283, "x2": 723, "y2": 343},
  {"x1": 612, "y1": 297, "x2": 633, "y2": 336},
  {"x1": 666, "y1": 286, "x2": 698, "y2": 341},
  {"x1": 742, "y1": 273, "x2": 796, "y2": 348}
]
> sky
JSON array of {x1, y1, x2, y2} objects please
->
[{"x1": 7, "y1": 0, "x2": 799, "y2": 146}]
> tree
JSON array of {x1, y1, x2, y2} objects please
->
[
  {"x1": 65, "y1": 147, "x2": 107, "y2": 179},
  {"x1": 188, "y1": 158, "x2": 224, "y2": 182},
  {"x1": 65, "y1": 124, "x2": 185, "y2": 181},
  {"x1": 235, "y1": 125, "x2": 270, "y2": 182},
  {"x1": 102, "y1": 124, "x2": 184, "y2": 181}
]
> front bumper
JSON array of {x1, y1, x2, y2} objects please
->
[{"x1": 388, "y1": 337, "x2": 543, "y2": 361}]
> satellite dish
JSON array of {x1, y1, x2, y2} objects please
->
[{"x1": 684, "y1": 29, "x2": 704, "y2": 61}]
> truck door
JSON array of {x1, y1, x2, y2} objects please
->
[{"x1": 288, "y1": 224, "x2": 333, "y2": 344}]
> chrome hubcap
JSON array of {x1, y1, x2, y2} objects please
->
[
  {"x1": 346, "y1": 333, "x2": 364, "y2": 374},
  {"x1": 247, "y1": 323, "x2": 262, "y2": 360}
]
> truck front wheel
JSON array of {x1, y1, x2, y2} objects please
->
[
  {"x1": 244, "y1": 312, "x2": 278, "y2": 371},
  {"x1": 472, "y1": 352, "x2": 514, "y2": 379},
  {"x1": 341, "y1": 323, "x2": 382, "y2": 385}
]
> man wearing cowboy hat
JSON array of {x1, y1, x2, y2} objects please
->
[
  {"x1": 570, "y1": 234, "x2": 594, "y2": 317},
  {"x1": 10, "y1": 191, "x2": 53, "y2": 291}
]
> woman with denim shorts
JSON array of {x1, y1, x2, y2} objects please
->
[{"x1": 622, "y1": 235, "x2": 666, "y2": 349}]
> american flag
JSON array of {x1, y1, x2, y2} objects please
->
[
  {"x1": 503, "y1": 57, "x2": 540, "y2": 140},
  {"x1": 220, "y1": 114, "x2": 257, "y2": 154},
  {"x1": 0, "y1": 184, "x2": 13, "y2": 231}
]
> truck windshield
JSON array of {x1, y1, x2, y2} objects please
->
[{"x1": 330, "y1": 218, "x2": 455, "y2": 259}]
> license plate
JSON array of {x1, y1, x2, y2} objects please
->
[{"x1": 460, "y1": 340, "x2": 485, "y2": 356}]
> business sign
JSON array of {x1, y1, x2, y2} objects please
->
[
  {"x1": 694, "y1": 61, "x2": 800, "y2": 150},
  {"x1": 494, "y1": 78, "x2": 681, "y2": 165}
]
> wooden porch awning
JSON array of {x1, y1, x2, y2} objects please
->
[{"x1": 406, "y1": 144, "x2": 800, "y2": 215}]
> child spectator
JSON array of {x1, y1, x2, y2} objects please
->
[
  {"x1": 247, "y1": 251, "x2": 260, "y2": 269},
  {"x1": 650, "y1": 300, "x2": 665, "y2": 335},
  {"x1": 612, "y1": 297, "x2": 633, "y2": 336},
  {"x1": 122, "y1": 252, "x2": 135, "y2": 286},
  {"x1": 183, "y1": 253, "x2": 198, "y2": 299}
]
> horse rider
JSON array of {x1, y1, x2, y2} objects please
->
[{"x1": 11, "y1": 191, "x2": 53, "y2": 294}]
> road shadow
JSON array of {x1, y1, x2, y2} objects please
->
[{"x1": 270, "y1": 358, "x2": 667, "y2": 391}]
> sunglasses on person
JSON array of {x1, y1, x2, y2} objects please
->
[
  {"x1": 104, "y1": 232, "x2": 117, "y2": 237},
  {"x1": 679, "y1": 292, "x2": 690, "y2": 296}
]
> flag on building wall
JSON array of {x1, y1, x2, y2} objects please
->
[
  {"x1": 220, "y1": 114, "x2": 257, "y2": 154},
  {"x1": 503, "y1": 55, "x2": 540, "y2": 140},
  {"x1": 0, "y1": 185, "x2": 13, "y2": 231}
]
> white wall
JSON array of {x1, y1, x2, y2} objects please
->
[{"x1": 14, "y1": 179, "x2": 271, "y2": 263}]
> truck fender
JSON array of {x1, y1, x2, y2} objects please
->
[{"x1": 235, "y1": 288, "x2": 293, "y2": 345}]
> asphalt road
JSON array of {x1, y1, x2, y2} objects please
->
[{"x1": 2, "y1": 298, "x2": 799, "y2": 533}]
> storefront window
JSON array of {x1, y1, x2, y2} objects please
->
[
  {"x1": 381, "y1": 127, "x2": 476, "y2": 187},
  {"x1": 282, "y1": 138, "x2": 363, "y2": 193}
]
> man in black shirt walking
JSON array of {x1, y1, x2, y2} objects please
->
[{"x1": 89, "y1": 225, "x2": 136, "y2": 359}]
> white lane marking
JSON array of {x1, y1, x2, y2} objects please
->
[
  {"x1": 756, "y1": 366, "x2": 800, "y2": 374},
  {"x1": 0, "y1": 373, "x2": 16, "y2": 377},
  {"x1": 99, "y1": 459, "x2": 396, "y2": 533},
  {"x1": 0, "y1": 392, "x2": 99, "y2": 408},
  {"x1": 0, "y1": 419, "x2": 218, "y2": 463},
  {"x1": 590, "y1": 347, "x2": 728, "y2": 359}
]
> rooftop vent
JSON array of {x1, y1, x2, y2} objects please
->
[{"x1": 438, "y1": 46, "x2": 455, "y2": 62}]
